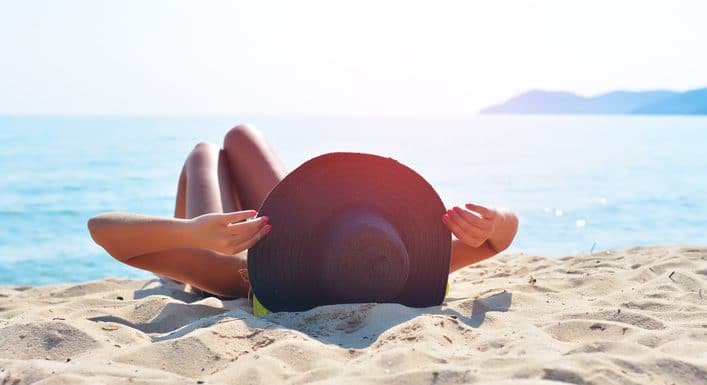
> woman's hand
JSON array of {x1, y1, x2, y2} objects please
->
[
  {"x1": 188, "y1": 210, "x2": 272, "y2": 255},
  {"x1": 442, "y1": 203, "x2": 501, "y2": 248}
]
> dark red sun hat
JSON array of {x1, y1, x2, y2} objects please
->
[{"x1": 247, "y1": 152, "x2": 451, "y2": 313}]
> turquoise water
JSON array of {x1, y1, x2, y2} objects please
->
[{"x1": 1, "y1": 115, "x2": 705, "y2": 285}]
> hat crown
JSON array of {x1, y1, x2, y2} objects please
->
[{"x1": 316, "y1": 208, "x2": 410, "y2": 303}]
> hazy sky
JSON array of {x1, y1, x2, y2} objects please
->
[{"x1": 1, "y1": 0, "x2": 706, "y2": 115}]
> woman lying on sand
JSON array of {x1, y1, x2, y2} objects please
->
[{"x1": 87, "y1": 125, "x2": 519, "y2": 300}]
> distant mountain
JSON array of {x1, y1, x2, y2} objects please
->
[
  {"x1": 481, "y1": 87, "x2": 707, "y2": 115},
  {"x1": 632, "y1": 88, "x2": 707, "y2": 114}
]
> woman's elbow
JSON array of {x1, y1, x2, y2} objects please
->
[
  {"x1": 506, "y1": 210, "x2": 519, "y2": 233},
  {"x1": 87, "y1": 213, "x2": 122, "y2": 250},
  {"x1": 87, "y1": 215, "x2": 108, "y2": 246},
  {"x1": 492, "y1": 209, "x2": 519, "y2": 253},
  {"x1": 502, "y1": 210, "x2": 519, "y2": 249},
  {"x1": 87, "y1": 213, "x2": 134, "y2": 262}
]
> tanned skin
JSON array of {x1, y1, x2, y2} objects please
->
[{"x1": 88, "y1": 124, "x2": 519, "y2": 299}]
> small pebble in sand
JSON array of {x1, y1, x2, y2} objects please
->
[{"x1": 589, "y1": 323, "x2": 606, "y2": 331}]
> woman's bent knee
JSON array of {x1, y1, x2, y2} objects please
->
[
  {"x1": 187, "y1": 141, "x2": 220, "y2": 168},
  {"x1": 223, "y1": 124, "x2": 261, "y2": 151}
]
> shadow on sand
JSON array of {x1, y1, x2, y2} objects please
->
[{"x1": 87, "y1": 281, "x2": 512, "y2": 348}]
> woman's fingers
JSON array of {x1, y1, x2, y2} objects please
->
[
  {"x1": 221, "y1": 210, "x2": 258, "y2": 225},
  {"x1": 452, "y1": 206, "x2": 493, "y2": 230},
  {"x1": 465, "y1": 203, "x2": 496, "y2": 219},
  {"x1": 442, "y1": 212, "x2": 486, "y2": 246},
  {"x1": 442, "y1": 212, "x2": 462, "y2": 233},
  {"x1": 233, "y1": 223, "x2": 272, "y2": 252},
  {"x1": 442, "y1": 210, "x2": 488, "y2": 247},
  {"x1": 448, "y1": 208, "x2": 487, "y2": 237},
  {"x1": 227, "y1": 216, "x2": 268, "y2": 236}
]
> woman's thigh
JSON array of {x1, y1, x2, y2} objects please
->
[
  {"x1": 222, "y1": 124, "x2": 287, "y2": 211},
  {"x1": 182, "y1": 142, "x2": 237, "y2": 218},
  {"x1": 166, "y1": 141, "x2": 245, "y2": 295}
]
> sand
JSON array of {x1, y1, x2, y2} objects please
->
[{"x1": 1, "y1": 245, "x2": 706, "y2": 385}]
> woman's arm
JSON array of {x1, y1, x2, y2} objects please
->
[
  {"x1": 443, "y1": 204, "x2": 519, "y2": 272},
  {"x1": 87, "y1": 210, "x2": 269, "y2": 261},
  {"x1": 123, "y1": 248, "x2": 251, "y2": 298}
]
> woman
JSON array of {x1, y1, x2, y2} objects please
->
[{"x1": 87, "y1": 124, "x2": 519, "y2": 299}]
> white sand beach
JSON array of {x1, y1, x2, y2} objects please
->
[{"x1": 1, "y1": 245, "x2": 706, "y2": 385}]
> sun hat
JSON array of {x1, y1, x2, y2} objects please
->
[{"x1": 247, "y1": 152, "x2": 451, "y2": 314}]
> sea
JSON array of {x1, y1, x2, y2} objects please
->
[{"x1": 1, "y1": 115, "x2": 705, "y2": 285}]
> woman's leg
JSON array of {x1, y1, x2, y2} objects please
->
[
  {"x1": 222, "y1": 124, "x2": 287, "y2": 210},
  {"x1": 174, "y1": 143, "x2": 239, "y2": 219},
  {"x1": 127, "y1": 142, "x2": 250, "y2": 298},
  {"x1": 184, "y1": 141, "x2": 238, "y2": 217},
  {"x1": 147, "y1": 125, "x2": 284, "y2": 297},
  {"x1": 174, "y1": 164, "x2": 187, "y2": 219}
]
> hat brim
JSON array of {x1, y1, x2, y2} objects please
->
[{"x1": 248, "y1": 153, "x2": 451, "y2": 313}]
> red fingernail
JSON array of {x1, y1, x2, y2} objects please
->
[
  {"x1": 262, "y1": 216, "x2": 269, "y2": 224},
  {"x1": 252, "y1": 210, "x2": 259, "y2": 215},
  {"x1": 453, "y1": 206, "x2": 462, "y2": 213},
  {"x1": 264, "y1": 224, "x2": 272, "y2": 231},
  {"x1": 442, "y1": 214, "x2": 450, "y2": 221}
]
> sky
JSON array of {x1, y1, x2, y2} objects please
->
[{"x1": 1, "y1": 0, "x2": 706, "y2": 116}]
